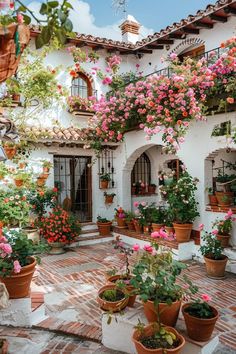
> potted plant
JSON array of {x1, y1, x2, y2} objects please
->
[
  {"x1": 100, "y1": 173, "x2": 111, "y2": 189},
  {"x1": 125, "y1": 211, "x2": 135, "y2": 231},
  {"x1": 0, "y1": 338, "x2": 8, "y2": 354},
  {"x1": 148, "y1": 183, "x2": 156, "y2": 194},
  {"x1": 212, "y1": 210, "x2": 235, "y2": 247},
  {"x1": 3, "y1": 142, "x2": 17, "y2": 160},
  {"x1": 115, "y1": 207, "x2": 126, "y2": 228},
  {"x1": 104, "y1": 192, "x2": 116, "y2": 204},
  {"x1": 0, "y1": 228, "x2": 48, "y2": 299},
  {"x1": 150, "y1": 206, "x2": 165, "y2": 232},
  {"x1": 13, "y1": 171, "x2": 31, "y2": 188},
  {"x1": 28, "y1": 187, "x2": 58, "y2": 218},
  {"x1": 97, "y1": 283, "x2": 129, "y2": 312},
  {"x1": 167, "y1": 172, "x2": 199, "y2": 243},
  {"x1": 133, "y1": 321, "x2": 185, "y2": 354},
  {"x1": 200, "y1": 226, "x2": 228, "y2": 279},
  {"x1": 37, "y1": 175, "x2": 47, "y2": 187},
  {"x1": 164, "y1": 208, "x2": 175, "y2": 236},
  {"x1": 135, "y1": 202, "x2": 156, "y2": 234},
  {"x1": 6, "y1": 76, "x2": 21, "y2": 102},
  {"x1": 0, "y1": 163, "x2": 8, "y2": 180},
  {"x1": 0, "y1": 190, "x2": 30, "y2": 227},
  {"x1": 39, "y1": 206, "x2": 81, "y2": 254},
  {"x1": 107, "y1": 236, "x2": 136, "y2": 307},
  {"x1": 182, "y1": 294, "x2": 219, "y2": 342},
  {"x1": 41, "y1": 160, "x2": 53, "y2": 173},
  {"x1": 97, "y1": 216, "x2": 112, "y2": 236},
  {"x1": 206, "y1": 187, "x2": 218, "y2": 206},
  {"x1": 130, "y1": 236, "x2": 197, "y2": 327},
  {"x1": 215, "y1": 174, "x2": 235, "y2": 206}
]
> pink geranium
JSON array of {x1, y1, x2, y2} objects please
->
[
  {"x1": 201, "y1": 294, "x2": 212, "y2": 302},
  {"x1": 143, "y1": 244, "x2": 153, "y2": 253},
  {"x1": 132, "y1": 244, "x2": 140, "y2": 251},
  {"x1": 13, "y1": 260, "x2": 21, "y2": 274},
  {"x1": 151, "y1": 231, "x2": 160, "y2": 239},
  {"x1": 133, "y1": 201, "x2": 139, "y2": 208}
]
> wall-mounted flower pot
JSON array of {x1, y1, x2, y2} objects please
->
[
  {"x1": 4, "y1": 146, "x2": 16, "y2": 160},
  {"x1": 37, "y1": 177, "x2": 46, "y2": 187},
  {"x1": 215, "y1": 191, "x2": 234, "y2": 207},
  {"x1": 173, "y1": 223, "x2": 192, "y2": 243},
  {"x1": 14, "y1": 179, "x2": 24, "y2": 187},
  {"x1": 43, "y1": 167, "x2": 50, "y2": 173},
  {"x1": 105, "y1": 195, "x2": 114, "y2": 204},
  {"x1": 182, "y1": 303, "x2": 219, "y2": 342},
  {"x1": 100, "y1": 180, "x2": 109, "y2": 189},
  {"x1": 204, "y1": 255, "x2": 228, "y2": 279}
]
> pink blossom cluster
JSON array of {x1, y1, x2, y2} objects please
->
[{"x1": 0, "y1": 230, "x2": 21, "y2": 274}]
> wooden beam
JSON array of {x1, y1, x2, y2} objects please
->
[
  {"x1": 224, "y1": 6, "x2": 236, "y2": 15},
  {"x1": 134, "y1": 49, "x2": 153, "y2": 54},
  {"x1": 194, "y1": 21, "x2": 214, "y2": 29},
  {"x1": 146, "y1": 44, "x2": 164, "y2": 49},
  {"x1": 210, "y1": 14, "x2": 228, "y2": 22},
  {"x1": 183, "y1": 27, "x2": 200, "y2": 34},
  {"x1": 156, "y1": 39, "x2": 174, "y2": 45},
  {"x1": 169, "y1": 32, "x2": 185, "y2": 39}
]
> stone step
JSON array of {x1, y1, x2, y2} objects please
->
[
  {"x1": 68, "y1": 234, "x2": 114, "y2": 247},
  {"x1": 81, "y1": 228, "x2": 99, "y2": 235}
]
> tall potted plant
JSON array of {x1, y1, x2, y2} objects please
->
[
  {"x1": 212, "y1": 210, "x2": 235, "y2": 247},
  {"x1": 167, "y1": 172, "x2": 199, "y2": 243},
  {"x1": 200, "y1": 225, "x2": 228, "y2": 279},
  {"x1": 0, "y1": 229, "x2": 48, "y2": 298}
]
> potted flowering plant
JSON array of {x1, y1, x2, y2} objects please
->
[
  {"x1": 130, "y1": 234, "x2": 197, "y2": 327},
  {"x1": 97, "y1": 216, "x2": 112, "y2": 236},
  {"x1": 28, "y1": 187, "x2": 58, "y2": 218},
  {"x1": 2, "y1": 142, "x2": 17, "y2": 160},
  {"x1": 200, "y1": 225, "x2": 228, "y2": 279},
  {"x1": 39, "y1": 206, "x2": 81, "y2": 254},
  {"x1": 182, "y1": 294, "x2": 219, "y2": 342},
  {"x1": 135, "y1": 202, "x2": 156, "y2": 234},
  {"x1": 115, "y1": 207, "x2": 126, "y2": 228},
  {"x1": 0, "y1": 228, "x2": 48, "y2": 299},
  {"x1": 212, "y1": 210, "x2": 235, "y2": 247},
  {"x1": 0, "y1": 190, "x2": 30, "y2": 227},
  {"x1": 104, "y1": 192, "x2": 116, "y2": 204},
  {"x1": 67, "y1": 96, "x2": 93, "y2": 113},
  {"x1": 100, "y1": 173, "x2": 111, "y2": 189},
  {"x1": 166, "y1": 171, "x2": 199, "y2": 243},
  {"x1": 151, "y1": 206, "x2": 166, "y2": 232}
]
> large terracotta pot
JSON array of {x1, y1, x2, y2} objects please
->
[
  {"x1": 204, "y1": 255, "x2": 228, "y2": 279},
  {"x1": 97, "y1": 284, "x2": 129, "y2": 312},
  {"x1": 117, "y1": 217, "x2": 126, "y2": 228},
  {"x1": 173, "y1": 223, "x2": 192, "y2": 243},
  {"x1": 48, "y1": 242, "x2": 66, "y2": 255},
  {"x1": 107, "y1": 274, "x2": 136, "y2": 307},
  {"x1": 215, "y1": 191, "x2": 234, "y2": 207},
  {"x1": 143, "y1": 299, "x2": 181, "y2": 327},
  {"x1": 126, "y1": 220, "x2": 135, "y2": 231},
  {"x1": 133, "y1": 323, "x2": 185, "y2": 354},
  {"x1": 217, "y1": 234, "x2": 230, "y2": 248},
  {"x1": 182, "y1": 303, "x2": 219, "y2": 341},
  {"x1": 97, "y1": 221, "x2": 112, "y2": 236},
  {"x1": 208, "y1": 194, "x2": 218, "y2": 206},
  {"x1": 133, "y1": 219, "x2": 143, "y2": 233},
  {"x1": 0, "y1": 256, "x2": 36, "y2": 299},
  {"x1": 100, "y1": 180, "x2": 109, "y2": 189},
  {"x1": 152, "y1": 223, "x2": 164, "y2": 232}
]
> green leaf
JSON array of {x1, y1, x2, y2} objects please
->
[
  {"x1": 41, "y1": 26, "x2": 52, "y2": 44},
  {"x1": 55, "y1": 29, "x2": 67, "y2": 45},
  {"x1": 165, "y1": 334, "x2": 173, "y2": 346},
  {"x1": 64, "y1": 1, "x2": 73, "y2": 9},
  {"x1": 48, "y1": 1, "x2": 59, "y2": 8},
  {"x1": 22, "y1": 14, "x2": 31, "y2": 25},
  {"x1": 17, "y1": 5, "x2": 27, "y2": 12},
  {"x1": 57, "y1": 9, "x2": 67, "y2": 22},
  {"x1": 63, "y1": 18, "x2": 73, "y2": 32},
  {"x1": 39, "y1": 3, "x2": 48, "y2": 15},
  {"x1": 35, "y1": 34, "x2": 46, "y2": 49}
]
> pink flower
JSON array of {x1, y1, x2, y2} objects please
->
[
  {"x1": 143, "y1": 244, "x2": 153, "y2": 253},
  {"x1": 227, "y1": 209, "x2": 233, "y2": 217},
  {"x1": 151, "y1": 231, "x2": 160, "y2": 239},
  {"x1": 132, "y1": 244, "x2": 140, "y2": 251},
  {"x1": 226, "y1": 97, "x2": 234, "y2": 104},
  {"x1": 212, "y1": 229, "x2": 218, "y2": 235},
  {"x1": 170, "y1": 52, "x2": 178, "y2": 60},
  {"x1": 141, "y1": 201, "x2": 146, "y2": 206},
  {"x1": 198, "y1": 223, "x2": 204, "y2": 231},
  {"x1": 159, "y1": 228, "x2": 168, "y2": 239},
  {"x1": 201, "y1": 294, "x2": 212, "y2": 302},
  {"x1": 0, "y1": 243, "x2": 12, "y2": 255},
  {"x1": 13, "y1": 260, "x2": 21, "y2": 274},
  {"x1": 133, "y1": 201, "x2": 139, "y2": 207}
]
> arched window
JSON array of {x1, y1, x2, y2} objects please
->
[
  {"x1": 178, "y1": 45, "x2": 205, "y2": 62},
  {"x1": 131, "y1": 153, "x2": 151, "y2": 186},
  {"x1": 71, "y1": 72, "x2": 92, "y2": 98}
]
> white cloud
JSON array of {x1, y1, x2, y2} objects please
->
[{"x1": 28, "y1": 0, "x2": 153, "y2": 41}]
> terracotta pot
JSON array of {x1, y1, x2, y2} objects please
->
[
  {"x1": 97, "y1": 284, "x2": 129, "y2": 312},
  {"x1": 152, "y1": 223, "x2": 164, "y2": 232},
  {"x1": 48, "y1": 242, "x2": 66, "y2": 255},
  {"x1": 133, "y1": 323, "x2": 185, "y2": 354},
  {"x1": 126, "y1": 220, "x2": 135, "y2": 231},
  {"x1": 22, "y1": 227, "x2": 40, "y2": 244},
  {"x1": 215, "y1": 191, "x2": 234, "y2": 207},
  {"x1": 133, "y1": 219, "x2": 143, "y2": 233},
  {"x1": 143, "y1": 225, "x2": 150, "y2": 235},
  {"x1": 105, "y1": 195, "x2": 114, "y2": 204},
  {"x1": 100, "y1": 180, "x2": 109, "y2": 189},
  {"x1": 182, "y1": 303, "x2": 219, "y2": 341},
  {"x1": 173, "y1": 223, "x2": 192, "y2": 243},
  {"x1": 165, "y1": 226, "x2": 175, "y2": 236},
  {"x1": 4, "y1": 146, "x2": 16, "y2": 160},
  {"x1": 12, "y1": 93, "x2": 20, "y2": 102},
  {"x1": 148, "y1": 185, "x2": 156, "y2": 194},
  {"x1": 43, "y1": 167, "x2": 50, "y2": 173},
  {"x1": 217, "y1": 234, "x2": 230, "y2": 248},
  {"x1": 14, "y1": 179, "x2": 24, "y2": 187},
  {"x1": 117, "y1": 217, "x2": 126, "y2": 228},
  {"x1": 97, "y1": 221, "x2": 112, "y2": 236},
  {"x1": 0, "y1": 256, "x2": 36, "y2": 299},
  {"x1": 39, "y1": 173, "x2": 49, "y2": 180},
  {"x1": 208, "y1": 194, "x2": 218, "y2": 206},
  {"x1": 107, "y1": 275, "x2": 136, "y2": 307},
  {"x1": 0, "y1": 339, "x2": 8, "y2": 354},
  {"x1": 204, "y1": 255, "x2": 228, "y2": 278},
  {"x1": 37, "y1": 177, "x2": 46, "y2": 187},
  {"x1": 143, "y1": 299, "x2": 181, "y2": 327}
]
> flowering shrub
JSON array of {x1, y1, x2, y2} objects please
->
[
  {"x1": 184, "y1": 293, "x2": 215, "y2": 319},
  {"x1": 212, "y1": 209, "x2": 235, "y2": 235},
  {"x1": 199, "y1": 226, "x2": 223, "y2": 260},
  {"x1": 133, "y1": 202, "x2": 157, "y2": 226},
  {"x1": 0, "y1": 190, "x2": 30, "y2": 227},
  {"x1": 28, "y1": 187, "x2": 58, "y2": 217},
  {"x1": 0, "y1": 229, "x2": 48, "y2": 277},
  {"x1": 115, "y1": 207, "x2": 126, "y2": 219},
  {"x1": 39, "y1": 207, "x2": 81, "y2": 243}
]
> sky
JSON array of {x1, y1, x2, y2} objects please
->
[{"x1": 26, "y1": 0, "x2": 216, "y2": 40}]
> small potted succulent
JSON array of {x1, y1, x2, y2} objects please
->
[
  {"x1": 115, "y1": 207, "x2": 126, "y2": 228},
  {"x1": 104, "y1": 192, "x2": 116, "y2": 204},
  {"x1": 97, "y1": 216, "x2": 112, "y2": 236},
  {"x1": 100, "y1": 173, "x2": 111, "y2": 189},
  {"x1": 182, "y1": 293, "x2": 219, "y2": 342},
  {"x1": 97, "y1": 283, "x2": 129, "y2": 312},
  {"x1": 212, "y1": 210, "x2": 235, "y2": 247},
  {"x1": 199, "y1": 225, "x2": 228, "y2": 279}
]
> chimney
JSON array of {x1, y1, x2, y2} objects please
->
[{"x1": 119, "y1": 15, "x2": 140, "y2": 44}]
